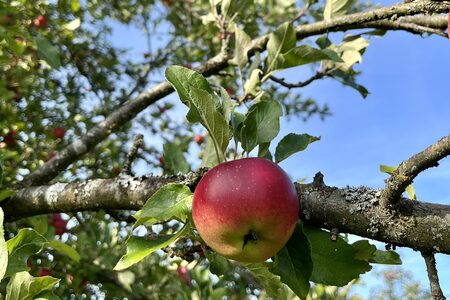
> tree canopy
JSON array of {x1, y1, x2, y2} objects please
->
[{"x1": 0, "y1": 0, "x2": 449, "y2": 299}]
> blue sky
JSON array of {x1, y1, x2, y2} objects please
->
[{"x1": 110, "y1": 1, "x2": 450, "y2": 296}]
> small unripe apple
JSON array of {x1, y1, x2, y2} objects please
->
[
  {"x1": 33, "y1": 15, "x2": 48, "y2": 29},
  {"x1": 52, "y1": 127, "x2": 66, "y2": 139},
  {"x1": 194, "y1": 134, "x2": 204, "y2": 145},
  {"x1": 192, "y1": 158, "x2": 299, "y2": 262}
]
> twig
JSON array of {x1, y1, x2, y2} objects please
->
[
  {"x1": 381, "y1": 134, "x2": 450, "y2": 209},
  {"x1": 362, "y1": 19, "x2": 447, "y2": 37},
  {"x1": 268, "y1": 70, "x2": 331, "y2": 89},
  {"x1": 421, "y1": 251, "x2": 446, "y2": 300},
  {"x1": 122, "y1": 134, "x2": 145, "y2": 175}
]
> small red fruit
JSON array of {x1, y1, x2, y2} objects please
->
[
  {"x1": 51, "y1": 213, "x2": 67, "y2": 235},
  {"x1": 192, "y1": 158, "x2": 299, "y2": 262},
  {"x1": 52, "y1": 127, "x2": 66, "y2": 139},
  {"x1": 38, "y1": 268, "x2": 52, "y2": 277},
  {"x1": 176, "y1": 266, "x2": 191, "y2": 287},
  {"x1": 33, "y1": 15, "x2": 48, "y2": 29},
  {"x1": 194, "y1": 134, "x2": 204, "y2": 145},
  {"x1": 225, "y1": 87, "x2": 235, "y2": 95},
  {"x1": 3, "y1": 130, "x2": 17, "y2": 148},
  {"x1": 159, "y1": 155, "x2": 165, "y2": 165},
  {"x1": 158, "y1": 105, "x2": 167, "y2": 113}
]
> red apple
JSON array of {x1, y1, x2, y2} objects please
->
[
  {"x1": 33, "y1": 15, "x2": 48, "y2": 29},
  {"x1": 192, "y1": 158, "x2": 299, "y2": 262},
  {"x1": 176, "y1": 266, "x2": 191, "y2": 287},
  {"x1": 52, "y1": 127, "x2": 66, "y2": 139},
  {"x1": 3, "y1": 130, "x2": 17, "y2": 148},
  {"x1": 225, "y1": 87, "x2": 235, "y2": 95},
  {"x1": 51, "y1": 213, "x2": 67, "y2": 235},
  {"x1": 159, "y1": 155, "x2": 165, "y2": 165},
  {"x1": 38, "y1": 268, "x2": 52, "y2": 277},
  {"x1": 194, "y1": 134, "x2": 204, "y2": 145}
]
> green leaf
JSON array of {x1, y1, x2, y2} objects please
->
[
  {"x1": 205, "y1": 251, "x2": 233, "y2": 276},
  {"x1": 114, "y1": 225, "x2": 187, "y2": 270},
  {"x1": 380, "y1": 164, "x2": 397, "y2": 175},
  {"x1": 331, "y1": 69, "x2": 369, "y2": 98},
  {"x1": 26, "y1": 216, "x2": 48, "y2": 235},
  {"x1": 338, "y1": 36, "x2": 369, "y2": 71},
  {"x1": 163, "y1": 142, "x2": 190, "y2": 174},
  {"x1": 133, "y1": 183, "x2": 193, "y2": 229},
  {"x1": 47, "y1": 240, "x2": 80, "y2": 262},
  {"x1": 352, "y1": 240, "x2": 376, "y2": 261},
  {"x1": 218, "y1": 87, "x2": 235, "y2": 121},
  {"x1": 200, "y1": 136, "x2": 221, "y2": 168},
  {"x1": 270, "y1": 222, "x2": 312, "y2": 300},
  {"x1": 231, "y1": 26, "x2": 252, "y2": 69},
  {"x1": 324, "y1": 0, "x2": 355, "y2": 20},
  {"x1": 165, "y1": 66, "x2": 232, "y2": 162},
  {"x1": 0, "y1": 208, "x2": 7, "y2": 281},
  {"x1": 275, "y1": 133, "x2": 320, "y2": 163},
  {"x1": 371, "y1": 250, "x2": 402, "y2": 265},
  {"x1": 34, "y1": 291, "x2": 60, "y2": 300},
  {"x1": 243, "y1": 69, "x2": 262, "y2": 97},
  {"x1": 6, "y1": 229, "x2": 47, "y2": 277},
  {"x1": 71, "y1": 0, "x2": 81, "y2": 12},
  {"x1": 265, "y1": 22, "x2": 296, "y2": 79},
  {"x1": 230, "y1": 110, "x2": 245, "y2": 143},
  {"x1": 240, "y1": 100, "x2": 283, "y2": 153},
  {"x1": 35, "y1": 37, "x2": 61, "y2": 69},
  {"x1": 0, "y1": 189, "x2": 14, "y2": 203},
  {"x1": 257, "y1": 142, "x2": 272, "y2": 161},
  {"x1": 304, "y1": 226, "x2": 371, "y2": 286},
  {"x1": 405, "y1": 184, "x2": 416, "y2": 200},
  {"x1": 244, "y1": 262, "x2": 284, "y2": 298},
  {"x1": 61, "y1": 18, "x2": 80, "y2": 31},
  {"x1": 5, "y1": 271, "x2": 59, "y2": 300}
]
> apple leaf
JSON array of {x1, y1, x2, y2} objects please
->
[
  {"x1": 304, "y1": 226, "x2": 371, "y2": 286},
  {"x1": 258, "y1": 142, "x2": 272, "y2": 161},
  {"x1": 275, "y1": 133, "x2": 320, "y2": 163},
  {"x1": 244, "y1": 262, "x2": 285, "y2": 298},
  {"x1": 324, "y1": 0, "x2": 355, "y2": 20},
  {"x1": 133, "y1": 183, "x2": 193, "y2": 228},
  {"x1": 6, "y1": 229, "x2": 48, "y2": 277},
  {"x1": 47, "y1": 240, "x2": 81, "y2": 262},
  {"x1": 5, "y1": 271, "x2": 60, "y2": 300},
  {"x1": 230, "y1": 26, "x2": 253, "y2": 69},
  {"x1": 35, "y1": 36, "x2": 61, "y2": 69},
  {"x1": 26, "y1": 215, "x2": 48, "y2": 236},
  {"x1": 205, "y1": 250, "x2": 233, "y2": 276},
  {"x1": 165, "y1": 66, "x2": 232, "y2": 163},
  {"x1": 0, "y1": 208, "x2": 7, "y2": 282},
  {"x1": 371, "y1": 250, "x2": 402, "y2": 265},
  {"x1": 200, "y1": 136, "x2": 221, "y2": 168},
  {"x1": 163, "y1": 142, "x2": 190, "y2": 174},
  {"x1": 265, "y1": 22, "x2": 296, "y2": 80},
  {"x1": 270, "y1": 222, "x2": 313, "y2": 300},
  {"x1": 352, "y1": 240, "x2": 402, "y2": 265},
  {"x1": 240, "y1": 100, "x2": 283, "y2": 153},
  {"x1": 0, "y1": 189, "x2": 14, "y2": 203},
  {"x1": 114, "y1": 225, "x2": 187, "y2": 270},
  {"x1": 218, "y1": 87, "x2": 235, "y2": 122}
]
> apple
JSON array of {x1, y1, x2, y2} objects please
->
[
  {"x1": 38, "y1": 268, "x2": 52, "y2": 277},
  {"x1": 33, "y1": 15, "x2": 48, "y2": 29},
  {"x1": 225, "y1": 87, "x2": 235, "y2": 95},
  {"x1": 3, "y1": 129, "x2": 17, "y2": 148},
  {"x1": 176, "y1": 266, "x2": 191, "y2": 287},
  {"x1": 194, "y1": 134, "x2": 204, "y2": 145},
  {"x1": 51, "y1": 213, "x2": 67, "y2": 235},
  {"x1": 158, "y1": 155, "x2": 165, "y2": 165},
  {"x1": 52, "y1": 127, "x2": 66, "y2": 139},
  {"x1": 192, "y1": 158, "x2": 299, "y2": 262}
]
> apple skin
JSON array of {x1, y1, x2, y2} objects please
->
[
  {"x1": 52, "y1": 127, "x2": 66, "y2": 139},
  {"x1": 192, "y1": 158, "x2": 299, "y2": 262},
  {"x1": 194, "y1": 134, "x2": 204, "y2": 145}
]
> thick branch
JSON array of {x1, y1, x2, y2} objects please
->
[
  {"x1": 421, "y1": 252, "x2": 446, "y2": 300},
  {"x1": 3, "y1": 175, "x2": 450, "y2": 255},
  {"x1": 381, "y1": 134, "x2": 450, "y2": 208},
  {"x1": 21, "y1": 1, "x2": 450, "y2": 187}
]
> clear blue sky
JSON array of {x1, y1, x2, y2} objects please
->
[{"x1": 110, "y1": 1, "x2": 450, "y2": 296}]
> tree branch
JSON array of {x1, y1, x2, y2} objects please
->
[
  {"x1": 268, "y1": 69, "x2": 331, "y2": 89},
  {"x1": 381, "y1": 134, "x2": 450, "y2": 209},
  {"x1": 421, "y1": 252, "x2": 446, "y2": 300},
  {"x1": 3, "y1": 174, "x2": 450, "y2": 255},
  {"x1": 20, "y1": 1, "x2": 450, "y2": 187}
]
